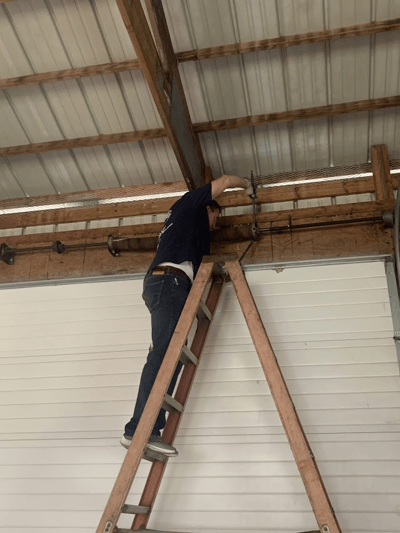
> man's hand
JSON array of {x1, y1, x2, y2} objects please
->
[
  {"x1": 211, "y1": 175, "x2": 252, "y2": 199},
  {"x1": 244, "y1": 179, "x2": 254, "y2": 197}
]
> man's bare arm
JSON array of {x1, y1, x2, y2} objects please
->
[{"x1": 211, "y1": 175, "x2": 251, "y2": 200}]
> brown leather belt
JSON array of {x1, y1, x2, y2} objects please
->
[{"x1": 152, "y1": 265, "x2": 191, "y2": 283}]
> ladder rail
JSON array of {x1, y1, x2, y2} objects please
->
[
  {"x1": 225, "y1": 260, "x2": 342, "y2": 533},
  {"x1": 131, "y1": 275, "x2": 225, "y2": 530},
  {"x1": 95, "y1": 261, "x2": 216, "y2": 533}
]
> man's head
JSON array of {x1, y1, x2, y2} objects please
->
[{"x1": 207, "y1": 200, "x2": 221, "y2": 230}]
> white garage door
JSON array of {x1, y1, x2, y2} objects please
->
[{"x1": 0, "y1": 260, "x2": 399, "y2": 533}]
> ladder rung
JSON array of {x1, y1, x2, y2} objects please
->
[
  {"x1": 197, "y1": 300, "x2": 213, "y2": 322},
  {"x1": 121, "y1": 504, "x2": 150, "y2": 515},
  {"x1": 162, "y1": 393, "x2": 183, "y2": 413},
  {"x1": 141, "y1": 530, "x2": 194, "y2": 533},
  {"x1": 180, "y1": 344, "x2": 199, "y2": 366},
  {"x1": 142, "y1": 447, "x2": 168, "y2": 463},
  {"x1": 117, "y1": 530, "x2": 193, "y2": 533}
]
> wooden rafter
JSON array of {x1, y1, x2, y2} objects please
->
[
  {"x1": 1, "y1": 95, "x2": 399, "y2": 158},
  {"x1": 115, "y1": 0, "x2": 205, "y2": 190},
  {"x1": 1, "y1": 19, "x2": 399, "y2": 89}
]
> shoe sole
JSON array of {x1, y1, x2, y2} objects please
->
[
  {"x1": 120, "y1": 437, "x2": 178, "y2": 456},
  {"x1": 146, "y1": 443, "x2": 178, "y2": 456}
]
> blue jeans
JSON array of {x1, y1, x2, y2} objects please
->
[{"x1": 124, "y1": 272, "x2": 192, "y2": 437}]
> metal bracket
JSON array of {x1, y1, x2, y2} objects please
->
[
  {"x1": 249, "y1": 170, "x2": 258, "y2": 200},
  {"x1": 107, "y1": 235, "x2": 120, "y2": 257},
  {"x1": 382, "y1": 210, "x2": 394, "y2": 228},
  {"x1": 51, "y1": 241, "x2": 66, "y2": 254},
  {"x1": 0, "y1": 243, "x2": 15, "y2": 265}
]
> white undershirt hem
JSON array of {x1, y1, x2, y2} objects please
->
[{"x1": 158, "y1": 261, "x2": 194, "y2": 282}]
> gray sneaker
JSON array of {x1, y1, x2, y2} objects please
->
[
  {"x1": 120, "y1": 434, "x2": 132, "y2": 449},
  {"x1": 147, "y1": 435, "x2": 178, "y2": 456},
  {"x1": 119, "y1": 434, "x2": 178, "y2": 457}
]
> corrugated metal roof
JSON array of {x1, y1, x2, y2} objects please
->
[{"x1": 0, "y1": 0, "x2": 399, "y2": 201}]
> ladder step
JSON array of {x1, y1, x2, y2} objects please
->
[
  {"x1": 180, "y1": 344, "x2": 199, "y2": 366},
  {"x1": 144, "y1": 530, "x2": 194, "y2": 533},
  {"x1": 121, "y1": 504, "x2": 150, "y2": 515},
  {"x1": 142, "y1": 448, "x2": 168, "y2": 463},
  {"x1": 162, "y1": 393, "x2": 183, "y2": 413},
  {"x1": 117, "y1": 530, "x2": 193, "y2": 533},
  {"x1": 197, "y1": 300, "x2": 213, "y2": 322}
]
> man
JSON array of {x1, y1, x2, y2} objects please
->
[{"x1": 120, "y1": 174, "x2": 252, "y2": 455}]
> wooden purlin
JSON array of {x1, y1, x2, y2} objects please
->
[
  {"x1": 1, "y1": 19, "x2": 399, "y2": 89},
  {"x1": 225, "y1": 260, "x2": 342, "y2": 533},
  {"x1": 1, "y1": 96, "x2": 400, "y2": 157}
]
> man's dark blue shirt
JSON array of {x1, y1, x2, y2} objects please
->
[{"x1": 147, "y1": 183, "x2": 213, "y2": 277}]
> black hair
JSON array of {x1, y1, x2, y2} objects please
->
[{"x1": 207, "y1": 199, "x2": 222, "y2": 212}]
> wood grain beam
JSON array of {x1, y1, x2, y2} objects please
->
[
  {"x1": 0, "y1": 60, "x2": 140, "y2": 90},
  {"x1": 0, "y1": 129, "x2": 166, "y2": 157},
  {"x1": 1, "y1": 95, "x2": 399, "y2": 158},
  {"x1": 193, "y1": 95, "x2": 400, "y2": 133},
  {"x1": 177, "y1": 18, "x2": 400, "y2": 62},
  {"x1": 116, "y1": 0, "x2": 205, "y2": 189},
  {"x1": 371, "y1": 144, "x2": 393, "y2": 200},
  {"x1": 0, "y1": 201, "x2": 393, "y2": 284},
  {"x1": 0, "y1": 167, "x2": 379, "y2": 229},
  {"x1": 1, "y1": 19, "x2": 399, "y2": 89},
  {"x1": 2, "y1": 200, "x2": 392, "y2": 247}
]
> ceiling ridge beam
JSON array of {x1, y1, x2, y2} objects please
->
[
  {"x1": 1, "y1": 95, "x2": 399, "y2": 157},
  {"x1": 1, "y1": 18, "x2": 399, "y2": 90}
]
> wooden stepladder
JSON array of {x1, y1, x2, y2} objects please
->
[{"x1": 96, "y1": 257, "x2": 342, "y2": 533}]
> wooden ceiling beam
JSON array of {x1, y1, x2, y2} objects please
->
[
  {"x1": 0, "y1": 128, "x2": 166, "y2": 157},
  {"x1": 1, "y1": 95, "x2": 399, "y2": 158},
  {"x1": 115, "y1": 0, "x2": 205, "y2": 190},
  {"x1": 4, "y1": 163, "x2": 400, "y2": 230},
  {"x1": 1, "y1": 199, "x2": 392, "y2": 246},
  {"x1": 179, "y1": 18, "x2": 400, "y2": 61},
  {"x1": 0, "y1": 60, "x2": 140, "y2": 90},
  {"x1": 1, "y1": 19, "x2": 399, "y2": 89},
  {"x1": 194, "y1": 95, "x2": 400, "y2": 133}
]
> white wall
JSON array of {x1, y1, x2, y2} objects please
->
[{"x1": 0, "y1": 261, "x2": 399, "y2": 533}]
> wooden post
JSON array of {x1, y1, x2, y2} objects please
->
[
  {"x1": 225, "y1": 260, "x2": 342, "y2": 533},
  {"x1": 371, "y1": 144, "x2": 393, "y2": 201}
]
